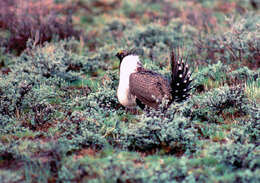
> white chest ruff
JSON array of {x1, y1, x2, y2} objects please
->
[
  {"x1": 117, "y1": 85, "x2": 136, "y2": 108},
  {"x1": 117, "y1": 55, "x2": 141, "y2": 108}
]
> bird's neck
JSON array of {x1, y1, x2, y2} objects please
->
[{"x1": 119, "y1": 55, "x2": 141, "y2": 84}]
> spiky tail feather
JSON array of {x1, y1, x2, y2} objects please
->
[{"x1": 170, "y1": 50, "x2": 192, "y2": 102}]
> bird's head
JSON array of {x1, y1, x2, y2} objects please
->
[
  {"x1": 116, "y1": 50, "x2": 131, "y2": 63},
  {"x1": 116, "y1": 49, "x2": 143, "y2": 74},
  {"x1": 116, "y1": 49, "x2": 143, "y2": 63}
]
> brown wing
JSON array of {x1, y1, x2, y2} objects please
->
[{"x1": 129, "y1": 70, "x2": 172, "y2": 108}]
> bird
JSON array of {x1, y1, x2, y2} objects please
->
[{"x1": 115, "y1": 49, "x2": 192, "y2": 110}]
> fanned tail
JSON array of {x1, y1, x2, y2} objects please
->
[{"x1": 170, "y1": 50, "x2": 192, "y2": 102}]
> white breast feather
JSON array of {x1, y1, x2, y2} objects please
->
[{"x1": 117, "y1": 55, "x2": 141, "y2": 108}]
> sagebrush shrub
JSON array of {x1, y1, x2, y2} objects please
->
[
  {"x1": 208, "y1": 143, "x2": 259, "y2": 170},
  {"x1": 188, "y1": 85, "x2": 249, "y2": 123},
  {"x1": 195, "y1": 13, "x2": 260, "y2": 68},
  {"x1": 0, "y1": 0, "x2": 81, "y2": 54},
  {"x1": 122, "y1": 109, "x2": 197, "y2": 153}
]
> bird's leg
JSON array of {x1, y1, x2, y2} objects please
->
[{"x1": 126, "y1": 107, "x2": 139, "y2": 115}]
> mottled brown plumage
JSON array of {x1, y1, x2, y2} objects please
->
[{"x1": 129, "y1": 70, "x2": 172, "y2": 108}]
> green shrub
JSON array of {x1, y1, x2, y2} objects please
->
[
  {"x1": 188, "y1": 85, "x2": 249, "y2": 123},
  {"x1": 208, "y1": 143, "x2": 259, "y2": 170},
  {"x1": 121, "y1": 104, "x2": 197, "y2": 154}
]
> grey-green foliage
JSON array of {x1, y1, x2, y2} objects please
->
[
  {"x1": 0, "y1": 139, "x2": 70, "y2": 183},
  {"x1": 0, "y1": 40, "x2": 102, "y2": 130},
  {"x1": 122, "y1": 105, "x2": 197, "y2": 153},
  {"x1": 196, "y1": 13, "x2": 260, "y2": 65},
  {"x1": 52, "y1": 70, "x2": 122, "y2": 150},
  {"x1": 106, "y1": 20, "x2": 126, "y2": 32},
  {"x1": 207, "y1": 86, "x2": 247, "y2": 112},
  {"x1": 82, "y1": 50, "x2": 114, "y2": 73},
  {"x1": 56, "y1": 110, "x2": 109, "y2": 151},
  {"x1": 222, "y1": 13, "x2": 260, "y2": 62},
  {"x1": 208, "y1": 143, "x2": 260, "y2": 170},
  {"x1": 229, "y1": 66, "x2": 259, "y2": 81},
  {"x1": 132, "y1": 22, "x2": 196, "y2": 49},
  {"x1": 104, "y1": 20, "x2": 127, "y2": 42},
  {"x1": 84, "y1": 70, "x2": 120, "y2": 111},
  {"x1": 59, "y1": 151, "x2": 190, "y2": 183},
  {"x1": 59, "y1": 152, "x2": 146, "y2": 182},
  {"x1": 58, "y1": 148, "x2": 260, "y2": 183},
  {"x1": 121, "y1": 22, "x2": 196, "y2": 63},
  {"x1": 133, "y1": 27, "x2": 172, "y2": 49},
  {"x1": 243, "y1": 102, "x2": 260, "y2": 144},
  {"x1": 193, "y1": 61, "x2": 230, "y2": 87},
  {"x1": 189, "y1": 85, "x2": 248, "y2": 123},
  {"x1": 64, "y1": 69, "x2": 121, "y2": 115}
]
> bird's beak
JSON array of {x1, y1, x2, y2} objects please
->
[{"x1": 118, "y1": 50, "x2": 124, "y2": 54}]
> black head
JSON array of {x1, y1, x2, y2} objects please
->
[
  {"x1": 115, "y1": 50, "x2": 131, "y2": 63},
  {"x1": 116, "y1": 48, "x2": 144, "y2": 64}
]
